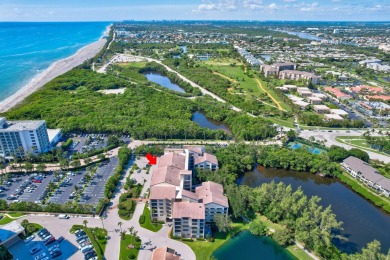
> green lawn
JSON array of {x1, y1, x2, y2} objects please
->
[
  {"x1": 286, "y1": 245, "x2": 313, "y2": 260},
  {"x1": 338, "y1": 172, "x2": 390, "y2": 213},
  {"x1": 335, "y1": 136, "x2": 389, "y2": 156},
  {"x1": 120, "y1": 234, "x2": 141, "y2": 260},
  {"x1": 0, "y1": 216, "x2": 14, "y2": 225},
  {"x1": 7, "y1": 212, "x2": 24, "y2": 218},
  {"x1": 70, "y1": 225, "x2": 107, "y2": 260},
  {"x1": 139, "y1": 204, "x2": 163, "y2": 232},
  {"x1": 23, "y1": 223, "x2": 43, "y2": 237}
]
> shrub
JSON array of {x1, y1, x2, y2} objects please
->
[{"x1": 139, "y1": 215, "x2": 145, "y2": 224}]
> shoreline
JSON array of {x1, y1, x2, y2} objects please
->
[{"x1": 0, "y1": 25, "x2": 111, "y2": 113}]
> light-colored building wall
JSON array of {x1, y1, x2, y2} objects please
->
[
  {"x1": 0, "y1": 118, "x2": 51, "y2": 157},
  {"x1": 150, "y1": 198, "x2": 173, "y2": 222},
  {"x1": 173, "y1": 218, "x2": 205, "y2": 238},
  {"x1": 205, "y1": 202, "x2": 228, "y2": 222}
]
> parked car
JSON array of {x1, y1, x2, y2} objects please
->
[
  {"x1": 81, "y1": 245, "x2": 93, "y2": 253},
  {"x1": 50, "y1": 249, "x2": 62, "y2": 258},
  {"x1": 48, "y1": 244, "x2": 60, "y2": 252},
  {"x1": 34, "y1": 252, "x2": 46, "y2": 260},
  {"x1": 30, "y1": 245, "x2": 42, "y2": 255},
  {"x1": 77, "y1": 238, "x2": 89, "y2": 245},
  {"x1": 24, "y1": 235, "x2": 35, "y2": 243},
  {"x1": 37, "y1": 228, "x2": 47, "y2": 236},
  {"x1": 79, "y1": 241, "x2": 91, "y2": 249},
  {"x1": 58, "y1": 214, "x2": 70, "y2": 219},
  {"x1": 76, "y1": 231, "x2": 86, "y2": 238},
  {"x1": 84, "y1": 251, "x2": 97, "y2": 260},
  {"x1": 57, "y1": 236, "x2": 64, "y2": 243},
  {"x1": 45, "y1": 237, "x2": 56, "y2": 245}
]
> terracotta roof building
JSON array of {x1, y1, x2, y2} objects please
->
[{"x1": 151, "y1": 247, "x2": 180, "y2": 260}]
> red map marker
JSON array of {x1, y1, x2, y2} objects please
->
[{"x1": 146, "y1": 153, "x2": 157, "y2": 165}]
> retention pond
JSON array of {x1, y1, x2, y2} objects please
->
[
  {"x1": 237, "y1": 166, "x2": 390, "y2": 254},
  {"x1": 144, "y1": 72, "x2": 185, "y2": 93}
]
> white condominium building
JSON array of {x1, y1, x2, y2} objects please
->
[
  {"x1": 149, "y1": 147, "x2": 228, "y2": 238},
  {"x1": 172, "y1": 202, "x2": 205, "y2": 239},
  {"x1": 0, "y1": 117, "x2": 51, "y2": 158}
]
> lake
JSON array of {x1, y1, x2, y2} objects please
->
[
  {"x1": 276, "y1": 30, "x2": 322, "y2": 41},
  {"x1": 143, "y1": 72, "x2": 185, "y2": 93},
  {"x1": 237, "y1": 166, "x2": 390, "y2": 254},
  {"x1": 212, "y1": 230, "x2": 295, "y2": 260},
  {"x1": 191, "y1": 111, "x2": 232, "y2": 134}
]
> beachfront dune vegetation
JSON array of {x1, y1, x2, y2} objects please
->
[{"x1": 3, "y1": 67, "x2": 277, "y2": 141}]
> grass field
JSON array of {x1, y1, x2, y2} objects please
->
[
  {"x1": 120, "y1": 234, "x2": 141, "y2": 260},
  {"x1": 199, "y1": 58, "x2": 292, "y2": 113},
  {"x1": 0, "y1": 216, "x2": 14, "y2": 225},
  {"x1": 139, "y1": 204, "x2": 163, "y2": 232},
  {"x1": 335, "y1": 136, "x2": 389, "y2": 156}
]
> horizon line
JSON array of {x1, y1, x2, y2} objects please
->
[{"x1": 0, "y1": 20, "x2": 389, "y2": 23}]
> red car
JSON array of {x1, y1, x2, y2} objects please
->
[
  {"x1": 45, "y1": 237, "x2": 56, "y2": 245},
  {"x1": 32, "y1": 179, "x2": 42, "y2": 183}
]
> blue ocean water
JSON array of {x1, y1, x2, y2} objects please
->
[{"x1": 0, "y1": 22, "x2": 110, "y2": 101}]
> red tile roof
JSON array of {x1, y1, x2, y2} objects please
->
[{"x1": 172, "y1": 202, "x2": 205, "y2": 219}]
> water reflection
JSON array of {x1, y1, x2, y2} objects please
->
[{"x1": 238, "y1": 166, "x2": 390, "y2": 254}]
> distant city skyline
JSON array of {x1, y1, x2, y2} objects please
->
[{"x1": 0, "y1": 0, "x2": 389, "y2": 22}]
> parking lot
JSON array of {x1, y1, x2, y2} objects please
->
[
  {"x1": 0, "y1": 156, "x2": 119, "y2": 207},
  {"x1": 70, "y1": 133, "x2": 131, "y2": 156},
  {"x1": 79, "y1": 157, "x2": 118, "y2": 205},
  {"x1": 0, "y1": 173, "x2": 54, "y2": 204},
  {"x1": 9, "y1": 227, "x2": 78, "y2": 260}
]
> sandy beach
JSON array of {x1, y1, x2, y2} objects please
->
[{"x1": 0, "y1": 25, "x2": 111, "y2": 113}]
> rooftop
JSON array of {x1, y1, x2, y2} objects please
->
[
  {"x1": 151, "y1": 247, "x2": 180, "y2": 260},
  {"x1": 343, "y1": 156, "x2": 390, "y2": 191},
  {"x1": 194, "y1": 153, "x2": 218, "y2": 165},
  {"x1": 0, "y1": 119, "x2": 45, "y2": 131},
  {"x1": 195, "y1": 181, "x2": 228, "y2": 207},
  {"x1": 158, "y1": 153, "x2": 186, "y2": 170},
  {"x1": 150, "y1": 186, "x2": 177, "y2": 200},
  {"x1": 151, "y1": 165, "x2": 183, "y2": 187},
  {"x1": 0, "y1": 221, "x2": 24, "y2": 245},
  {"x1": 172, "y1": 202, "x2": 205, "y2": 219}
]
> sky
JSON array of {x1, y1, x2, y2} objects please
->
[{"x1": 0, "y1": 0, "x2": 389, "y2": 22}]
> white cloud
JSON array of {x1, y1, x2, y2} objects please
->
[
  {"x1": 283, "y1": 0, "x2": 296, "y2": 2},
  {"x1": 243, "y1": 0, "x2": 264, "y2": 9},
  {"x1": 195, "y1": 0, "x2": 238, "y2": 12},
  {"x1": 300, "y1": 2, "x2": 319, "y2": 12},
  {"x1": 268, "y1": 3, "x2": 279, "y2": 10},
  {"x1": 197, "y1": 3, "x2": 218, "y2": 11}
]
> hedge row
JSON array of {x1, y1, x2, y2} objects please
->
[{"x1": 338, "y1": 173, "x2": 390, "y2": 213}]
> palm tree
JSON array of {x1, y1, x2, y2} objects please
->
[
  {"x1": 100, "y1": 216, "x2": 105, "y2": 229},
  {"x1": 120, "y1": 230, "x2": 127, "y2": 240},
  {"x1": 83, "y1": 220, "x2": 88, "y2": 227},
  {"x1": 118, "y1": 221, "x2": 123, "y2": 232}
]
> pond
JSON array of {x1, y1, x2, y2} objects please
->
[
  {"x1": 212, "y1": 230, "x2": 295, "y2": 260},
  {"x1": 237, "y1": 166, "x2": 390, "y2": 254},
  {"x1": 191, "y1": 111, "x2": 232, "y2": 134},
  {"x1": 143, "y1": 72, "x2": 185, "y2": 93},
  {"x1": 276, "y1": 30, "x2": 322, "y2": 41}
]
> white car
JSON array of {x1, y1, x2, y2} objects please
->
[{"x1": 24, "y1": 235, "x2": 35, "y2": 243}]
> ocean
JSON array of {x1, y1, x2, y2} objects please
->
[{"x1": 0, "y1": 22, "x2": 110, "y2": 101}]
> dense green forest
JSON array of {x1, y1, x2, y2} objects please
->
[{"x1": 3, "y1": 67, "x2": 276, "y2": 141}]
